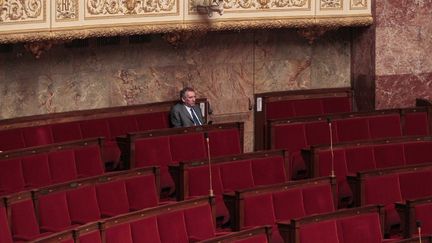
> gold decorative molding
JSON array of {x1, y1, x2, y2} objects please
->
[
  {"x1": 320, "y1": 0, "x2": 343, "y2": 10},
  {"x1": 0, "y1": 0, "x2": 45, "y2": 23},
  {"x1": 85, "y1": 0, "x2": 178, "y2": 18},
  {"x1": 56, "y1": 0, "x2": 79, "y2": 21},
  {"x1": 350, "y1": 0, "x2": 367, "y2": 10}
]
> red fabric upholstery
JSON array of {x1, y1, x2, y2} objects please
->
[
  {"x1": 0, "y1": 129, "x2": 25, "y2": 151},
  {"x1": 305, "y1": 121, "x2": 334, "y2": 146},
  {"x1": 188, "y1": 165, "x2": 223, "y2": 197},
  {"x1": 66, "y1": 185, "x2": 101, "y2": 224},
  {"x1": 170, "y1": 133, "x2": 207, "y2": 162},
  {"x1": 399, "y1": 171, "x2": 432, "y2": 200},
  {"x1": 266, "y1": 100, "x2": 295, "y2": 119},
  {"x1": 299, "y1": 220, "x2": 340, "y2": 243},
  {"x1": 415, "y1": 203, "x2": 432, "y2": 235},
  {"x1": 10, "y1": 200, "x2": 41, "y2": 240},
  {"x1": 37, "y1": 192, "x2": 73, "y2": 232},
  {"x1": 133, "y1": 136, "x2": 173, "y2": 190},
  {"x1": 130, "y1": 216, "x2": 161, "y2": 243},
  {"x1": 234, "y1": 234, "x2": 269, "y2": 243},
  {"x1": 272, "y1": 189, "x2": 306, "y2": 221},
  {"x1": 135, "y1": 112, "x2": 169, "y2": 130},
  {"x1": 373, "y1": 144, "x2": 405, "y2": 168},
  {"x1": 101, "y1": 140, "x2": 122, "y2": 165},
  {"x1": 404, "y1": 142, "x2": 432, "y2": 165},
  {"x1": 243, "y1": 194, "x2": 276, "y2": 227},
  {"x1": 345, "y1": 146, "x2": 375, "y2": 173},
  {"x1": 322, "y1": 97, "x2": 351, "y2": 113},
  {"x1": 220, "y1": 160, "x2": 254, "y2": 191},
  {"x1": 105, "y1": 223, "x2": 133, "y2": 243},
  {"x1": 184, "y1": 204, "x2": 215, "y2": 240},
  {"x1": 208, "y1": 129, "x2": 241, "y2": 157},
  {"x1": 96, "y1": 180, "x2": 130, "y2": 217},
  {"x1": 317, "y1": 150, "x2": 350, "y2": 201},
  {"x1": 364, "y1": 174, "x2": 402, "y2": 205},
  {"x1": 251, "y1": 156, "x2": 287, "y2": 185},
  {"x1": 48, "y1": 150, "x2": 78, "y2": 183},
  {"x1": 404, "y1": 112, "x2": 429, "y2": 136},
  {"x1": 80, "y1": 119, "x2": 111, "y2": 139},
  {"x1": 22, "y1": 125, "x2": 53, "y2": 147},
  {"x1": 0, "y1": 206, "x2": 12, "y2": 243},
  {"x1": 292, "y1": 99, "x2": 324, "y2": 116},
  {"x1": 302, "y1": 184, "x2": 334, "y2": 215},
  {"x1": 74, "y1": 146, "x2": 104, "y2": 177},
  {"x1": 107, "y1": 116, "x2": 139, "y2": 138},
  {"x1": 368, "y1": 115, "x2": 402, "y2": 139},
  {"x1": 336, "y1": 117, "x2": 370, "y2": 142},
  {"x1": 272, "y1": 124, "x2": 307, "y2": 151},
  {"x1": 77, "y1": 231, "x2": 102, "y2": 243},
  {"x1": 0, "y1": 158, "x2": 25, "y2": 195},
  {"x1": 21, "y1": 154, "x2": 52, "y2": 187},
  {"x1": 157, "y1": 211, "x2": 189, "y2": 243},
  {"x1": 124, "y1": 175, "x2": 159, "y2": 210},
  {"x1": 338, "y1": 213, "x2": 383, "y2": 243},
  {"x1": 51, "y1": 122, "x2": 82, "y2": 142}
]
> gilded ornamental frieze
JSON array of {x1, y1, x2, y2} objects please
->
[
  {"x1": 0, "y1": 0, "x2": 372, "y2": 44},
  {"x1": 0, "y1": 0, "x2": 45, "y2": 23}
]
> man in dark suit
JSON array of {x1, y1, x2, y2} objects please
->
[{"x1": 170, "y1": 87, "x2": 205, "y2": 127}]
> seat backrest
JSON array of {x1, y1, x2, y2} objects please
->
[
  {"x1": 272, "y1": 188, "x2": 306, "y2": 221},
  {"x1": 107, "y1": 116, "x2": 139, "y2": 139},
  {"x1": 0, "y1": 129, "x2": 25, "y2": 151},
  {"x1": 0, "y1": 158, "x2": 26, "y2": 195},
  {"x1": 364, "y1": 174, "x2": 402, "y2": 205},
  {"x1": 302, "y1": 184, "x2": 335, "y2": 215},
  {"x1": 243, "y1": 194, "x2": 276, "y2": 227},
  {"x1": 37, "y1": 191, "x2": 72, "y2": 231},
  {"x1": 183, "y1": 204, "x2": 215, "y2": 240},
  {"x1": 51, "y1": 122, "x2": 83, "y2": 143},
  {"x1": 48, "y1": 149, "x2": 78, "y2": 183},
  {"x1": 272, "y1": 123, "x2": 307, "y2": 151},
  {"x1": 0, "y1": 203, "x2": 12, "y2": 243},
  {"x1": 299, "y1": 220, "x2": 340, "y2": 243},
  {"x1": 135, "y1": 112, "x2": 170, "y2": 131},
  {"x1": 336, "y1": 117, "x2": 370, "y2": 142},
  {"x1": 373, "y1": 144, "x2": 405, "y2": 168},
  {"x1": 415, "y1": 203, "x2": 432, "y2": 235},
  {"x1": 368, "y1": 115, "x2": 402, "y2": 139},
  {"x1": 22, "y1": 125, "x2": 53, "y2": 147},
  {"x1": 404, "y1": 112, "x2": 429, "y2": 136},
  {"x1": 207, "y1": 129, "x2": 241, "y2": 157},
  {"x1": 124, "y1": 174, "x2": 159, "y2": 211},
  {"x1": 251, "y1": 156, "x2": 287, "y2": 185},
  {"x1": 96, "y1": 180, "x2": 130, "y2": 217},
  {"x1": 220, "y1": 160, "x2": 254, "y2": 191},
  {"x1": 187, "y1": 165, "x2": 224, "y2": 197},
  {"x1": 21, "y1": 154, "x2": 52, "y2": 188},
  {"x1": 79, "y1": 119, "x2": 111, "y2": 139},
  {"x1": 170, "y1": 133, "x2": 207, "y2": 162},
  {"x1": 338, "y1": 213, "x2": 383, "y2": 243},
  {"x1": 399, "y1": 170, "x2": 432, "y2": 200},
  {"x1": 105, "y1": 223, "x2": 133, "y2": 243},
  {"x1": 133, "y1": 136, "x2": 173, "y2": 168},
  {"x1": 66, "y1": 185, "x2": 101, "y2": 224},
  {"x1": 130, "y1": 216, "x2": 161, "y2": 243},
  {"x1": 9, "y1": 198, "x2": 41, "y2": 239},
  {"x1": 157, "y1": 211, "x2": 189, "y2": 243},
  {"x1": 74, "y1": 145, "x2": 104, "y2": 177},
  {"x1": 404, "y1": 141, "x2": 432, "y2": 165},
  {"x1": 345, "y1": 146, "x2": 376, "y2": 174}
]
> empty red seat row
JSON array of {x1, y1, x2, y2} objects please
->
[
  {"x1": 254, "y1": 87, "x2": 353, "y2": 150},
  {"x1": 170, "y1": 150, "x2": 289, "y2": 224},
  {"x1": 270, "y1": 109, "x2": 430, "y2": 178},
  {"x1": 278, "y1": 205, "x2": 387, "y2": 243},
  {"x1": 121, "y1": 122, "x2": 243, "y2": 193},
  {"x1": 224, "y1": 177, "x2": 336, "y2": 243},
  {"x1": 0, "y1": 138, "x2": 104, "y2": 196},
  {"x1": 3, "y1": 167, "x2": 159, "y2": 241},
  {"x1": 348, "y1": 164, "x2": 432, "y2": 236},
  {"x1": 396, "y1": 196, "x2": 432, "y2": 238},
  {"x1": 306, "y1": 137, "x2": 432, "y2": 206}
]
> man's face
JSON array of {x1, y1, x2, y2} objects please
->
[{"x1": 182, "y1": 90, "x2": 196, "y2": 107}]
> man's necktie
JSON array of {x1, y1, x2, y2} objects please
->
[{"x1": 190, "y1": 108, "x2": 201, "y2": 125}]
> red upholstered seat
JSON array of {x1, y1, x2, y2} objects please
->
[
  {"x1": 399, "y1": 170, "x2": 432, "y2": 200},
  {"x1": 66, "y1": 185, "x2": 101, "y2": 224},
  {"x1": 305, "y1": 121, "x2": 334, "y2": 146},
  {"x1": 48, "y1": 150, "x2": 78, "y2": 183},
  {"x1": 208, "y1": 129, "x2": 241, "y2": 157},
  {"x1": 345, "y1": 146, "x2": 376, "y2": 173},
  {"x1": 374, "y1": 144, "x2": 405, "y2": 168},
  {"x1": 96, "y1": 180, "x2": 130, "y2": 217},
  {"x1": 293, "y1": 99, "x2": 324, "y2": 116},
  {"x1": 124, "y1": 175, "x2": 159, "y2": 211},
  {"x1": 21, "y1": 154, "x2": 52, "y2": 188},
  {"x1": 273, "y1": 123, "x2": 307, "y2": 151},
  {"x1": 0, "y1": 129, "x2": 25, "y2": 151},
  {"x1": 338, "y1": 213, "x2": 383, "y2": 243},
  {"x1": 322, "y1": 97, "x2": 351, "y2": 113},
  {"x1": 336, "y1": 117, "x2": 370, "y2": 142},
  {"x1": 107, "y1": 116, "x2": 139, "y2": 138},
  {"x1": 157, "y1": 211, "x2": 189, "y2": 243},
  {"x1": 22, "y1": 125, "x2": 53, "y2": 147},
  {"x1": 74, "y1": 145, "x2": 104, "y2": 177},
  {"x1": 0, "y1": 205, "x2": 12, "y2": 243},
  {"x1": 299, "y1": 220, "x2": 340, "y2": 243},
  {"x1": 368, "y1": 115, "x2": 402, "y2": 139},
  {"x1": 273, "y1": 189, "x2": 306, "y2": 221},
  {"x1": 234, "y1": 234, "x2": 269, "y2": 243},
  {"x1": 51, "y1": 122, "x2": 83, "y2": 143},
  {"x1": 105, "y1": 223, "x2": 133, "y2": 243},
  {"x1": 10, "y1": 199, "x2": 45, "y2": 241},
  {"x1": 130, "y1": 216, "x2": 161, "y2": 243},
  {"x1": 404, "y1": 112, "x2": 429, "y2": 136},
  {"x1": 170, "y1": 133, "x2": 207, "y2": 162},
  {"x1": 77, "y1": 231, "x2": 102, "y2": 243},
  {"x1": 243, "y1": 194, "x2": 275, "y2": 227},
  {"x1": 302, "y1": 184, "x2": 335, "y2": 215},
  {"x1": 220, "y1": 160, "x2": 254, "y2": 191},
  {"x1": 135, "y1": 112, "x2": 170, "y2": 130},
  {"x1": 415, "y1": 203, "x2": 432, "y2": 235},
  {"x1": 37, "y1": 192, "x2": 74, "y2": 232},
  {"x1": 266, "y1": 100, "x2": 295, "y2": 119},
  {"x1": 251, "y1": 156, "x2": 287, "y2": 185},
  {"x1": 0, "y1": 158, "x2": 26, "y2": 195},
  {"x1": 184, "y1": 204, "x2": 215, "y2": 241},
  {"x1": 133, "y1": 136, "x2": 174, "y2": 191},
  {"x1": 80, "y1": 119, "x2": 111, "y2": 139},
  {"x1": 404, "y1": 141, "x2": 432, "y2": 165}
]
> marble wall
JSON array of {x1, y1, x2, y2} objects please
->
[
  {"x1": 375, "y1": 0, "x2": 432, "y2": 109},
  {"x1": 0, "y1": 29, "x2": 351, "y2": 151}
]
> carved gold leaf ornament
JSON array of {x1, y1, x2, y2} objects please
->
[
  {"x1": 86, "y1": 0, "x2": 175, "y2": 15},
  {"x1": 0, "y1": 0, "x2": 42, "y2": 22},
  {"x1": 321, "y1": 0, "x2": 342, "y2": 8},
  {"x1": 56, "y1": 0, "x2": 78, "y2": 20}
]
